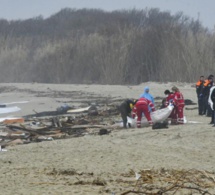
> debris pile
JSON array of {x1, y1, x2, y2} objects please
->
[
  {"x1": 0, "y1": 103, "x2": 120, "y2": 148},
  {"x1": 120, "y1": 169, "x2": 215, "y2": 195},
  {"x1": 36, "y1": 167, "x2": 215, "y2": 194}
]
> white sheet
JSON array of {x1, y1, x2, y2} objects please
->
[{"x1": 0, "y1": 106, "x2": 21, "y2": 114}]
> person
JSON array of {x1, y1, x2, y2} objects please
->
[
  {"x1": 196, "y1": 76, "x2": 205, "y2": 115},
  {"x1": 118, "y1": 99, "x2": 137, "y2": 128},
  {"x1": 140, "y1": 86, "x2": 155, "y2": 111},
  {"x1": 140, "y1": 86, "x2": 154, "y2": 103},
  {"x1": 202, "y1": 75, "x2": 214, "y2": 116},
  {"x1": 208, "y1": 84, "x2": 215, "y2": 126},
  {"x1": 171, "y1": 86, "x2": 185, "y2": 124},
  {"x1": 164, "y1": 90, "x2": 174, "y2": 107},
  {"x1": 164, "y1": 89, "x2": 176, "y2": 122},
  {"x1": 135, "y1": 97, "x2": 155, "y2": 128}
]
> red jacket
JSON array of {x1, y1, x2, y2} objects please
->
[
  {"x1": 173, "y1": 91, "x2": 184, "y2": 107},
  {"x1": 135, "y1": 98, "x2": 155, "y2": 111},
  {"x1": 165, "y1": 93, "x2": 175, "y2": 106}
]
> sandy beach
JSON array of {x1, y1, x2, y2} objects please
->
[{"x1": 0, "y1": 82, "x2": 215, "y2": 195}]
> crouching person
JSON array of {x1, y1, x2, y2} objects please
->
[
  {"x1": 135, "y1": 97, "x2": 155, "y2": 128},
  {"x1": 119, "y1": 99, "x2": 137, "y2": 128}
]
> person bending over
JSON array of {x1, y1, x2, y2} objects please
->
[
  {"x1": 119, "y1": 99, "x2": 137, "y2": 128},
  {"x1": 135, "y1": 97, "x2": 155, "y2": 128}
]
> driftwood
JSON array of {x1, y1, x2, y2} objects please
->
[
  {"x1": 0, "y1": 131, "x2": 30, "y2": 139},
  {"x1": 0, "y1": 100, "x2": 119, "y2": 147},
  {"x1": 120, "y1": 169, "x2": 214, "y2": 195},
  {"x1": 1, "y1": 138, "x2": 31, "y2": 147},
  {"x1": 70, "y1": 124, "x2": 107, "y2": 129},
  {"x1": 0, "y1": 114, "x2": 115, "y2": 147},
  {"x1": 24, "y1": 110, "x2": 69, "y2": 118}
]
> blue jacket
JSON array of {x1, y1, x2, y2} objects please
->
[{"x1": 140, "y1": 86, "x2": 155, "y2": 107}]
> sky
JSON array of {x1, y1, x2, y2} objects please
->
[{"x1": 0, "y1": 0, "x2": 214, "y2": 29}]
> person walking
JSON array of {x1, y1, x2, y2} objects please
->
[
  {"x1": 172, "y1": 86, "x2": 185, "y2": 124},
  {"x1": 135, "y1": 97, "x2": 155, "y2": 128},
  {"x1": 196, "y1": 76, "x2": 205, "y2": 115}
]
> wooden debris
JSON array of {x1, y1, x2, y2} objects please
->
[
  {"x1": 0, "y1": 102, "x2": 119, "y2": 147},
  {"x1": 3, "y1": 139, "x2": 24, "y2": 147},
  {"x1": 67, "y1": 106, "x2": 92, "y2": 113},
  {"x1": 120, "y1": 169, "x2": 215, "y2": 195},
  {"x1": 3, "y1": 118, "x2": 25, "y2": 124}
]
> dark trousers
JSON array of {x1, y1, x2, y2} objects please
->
[
  {"x1": 211, "y1": 110, "x2": 215, "y2": 124},
  {"x1": 214, "y1": 111, "x2": 215, "y2": 125},
  {"x1": 203, "y1": 96, "x2": 212, "y2": 116},
  {"x1": 207, "y1": 104, "x2": 212, "y2": 117},
  {"x1": 198, "y1": 97, "x2": 204, "y2": 115},
  {"x1": 203, "y1": 96, "x2": 207, "y2": 115},
  {"x1": 119, "y1": 105, "x2": 129, "y2": 128}
]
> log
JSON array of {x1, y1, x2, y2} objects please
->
[
  {"x1": 3, "y1": 118, "x2": 25, "y2": 124},
  {"x1": 71, "y1": 124, "x2": 107, "y2": 129}
]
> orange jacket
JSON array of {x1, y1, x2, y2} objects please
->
[
  {"x1": 196, "y1": 80, "x2": 204, "y2": 96},
  {"x1": 203, "y1": 79, "x2": 213, "y2": 96}
]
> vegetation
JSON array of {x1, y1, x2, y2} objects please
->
[{"x1": 0, "y1": 8, "x2": 214, "y2": 84}]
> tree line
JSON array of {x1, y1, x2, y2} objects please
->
[{"x1": 0, "y1": 8, "x2": 214, "y2": 84}]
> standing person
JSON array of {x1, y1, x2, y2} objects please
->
[
  {"x1": 164, "y1": 89, "x2": 176, "y2": 122},
  {"x1": 202, "y1": 75, "x2": 214, "y2": 116},
  {"x1": 172, "y1": 86, "x2": 185, "y2": 124},
  {"x1": 196, "y1": 76, "x2": 205, "y2": 115},
  {"x1": 140, "y1": 86, "x2": 155, "y2": 103},
  {"x1": 135, "y1": 97, "x2": 155, "y2": 128},
  {"x1": 140, "y1": 86, "x2": 155, "y2": 111},
  {"x1": 118, "y1": 99, "x2": 137, "y2": 128},
  {"x1": 208, "y1": 85, "x2": 215, "y2": 126},
  {"x1": 164, "y1": 90, "x2": 174, "y2": 107}
]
